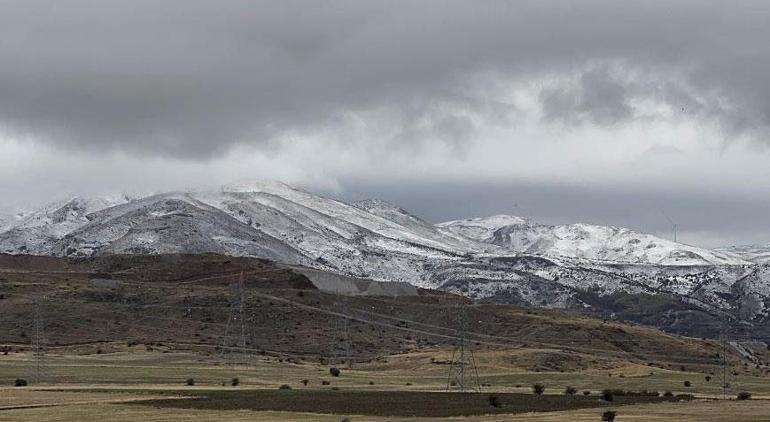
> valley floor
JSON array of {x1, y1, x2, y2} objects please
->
[{"x1": 1, "y1": 350, "x2": 769, "y2": 421}]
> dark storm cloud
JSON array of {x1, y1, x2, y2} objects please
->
[{"x1": 2, "y1": 0, "x2": 770, "y2": 157}]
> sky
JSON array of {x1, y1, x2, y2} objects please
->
[{"x1": 2, "y1": 0, "x2": 770, "y2": 248}]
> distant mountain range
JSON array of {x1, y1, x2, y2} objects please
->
[{"x1": 1, "y1": 180, "x2": 769, "y2": 339}]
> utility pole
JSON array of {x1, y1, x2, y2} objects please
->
[
  {"x1": 220, "y1": 272, "x2": 248, "y2": 364},
  {"x1": 446, "y1": 305, "x2": 481, "y2": 392}
]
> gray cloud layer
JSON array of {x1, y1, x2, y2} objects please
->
[
  {"x1": 3, "y1": 1, "x2": 770, "y2": 248},
  {"x1": 2, "y1": 0, "x2": 770, "y2": 157}
]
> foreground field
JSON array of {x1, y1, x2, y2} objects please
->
[{"x1": 1, "y1": 350, "x2": 768, "y2": 421}]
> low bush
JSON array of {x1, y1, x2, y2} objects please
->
[
  {"x1": 278, "y1": 384, "x2": 292, "y2": 390},
  {"x1": 602, "y1": 410, "x2": 617, "y2": 421},
  {"x1": 321, "y1": 380, "x2": 330, "y2": 385},
  {"x1": 14, "y1": 379, "x2": 27, "y2": 387},
  {"x1": 231, "y1": 377, "x2": 239, "y2": 387},
  {"x1": 185, "y1": 378, "x2": 195, "y2": 386},
  {"x1": 564, "y1": 386, "x2": 577, "y2": 395},
  {"x1": 663, "y1": 391, "x2": 673, "y2": 397},
  {"x1": 532, "y1": 384, "x2": 545, "y2": 395},
  {"x1": 301, "y1": 379, "x2": 308, "y2": 386},
  {"x1": 737, "y1": 391, "x2": 752, "y2": 400},
  {"x1": 583, "y1": 390, "x2": 591, "y2": 396},
  {"x1": 487, "y1": 394, "x2": 501, "y2": 408},
  {"x1": 329, "y1": 367, "x2": 341, "y2": 377},
  {"x1": 601, "y1": 389, "x2": 614, "y2": 402},
  {"x1": 684, "y1": 380, "x2": 691, "y2": 387}
]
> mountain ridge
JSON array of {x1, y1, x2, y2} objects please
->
[{"x1": 1, "y1": 180, "x2": 768, "y2": 340}]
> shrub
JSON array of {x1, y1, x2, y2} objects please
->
[
  {"x1": 663, "y1": 391, "x2": 673, "y2": 397},
  {"x1": 532, "y1": 384, "x2": 545, "y2": 395},
  {"x1": 14, "y1": 379, "x2": 27, "y2": 387},
  {"x1": 564, "y1": 386, "x2": 577, "y2": 395},
  {"x1": 321, "y1": 380, "x2": 330, "y2": 385},
  {"x1": 684, "y1": 380, "x2": 691, "y2": 387},
  {"x1": 601, "y1": 389, "x2": 614, "y2": 401},
  {"x1": 185, "y1": 378, "x2": 195, "y2": 386},
  {"x1": 602, "y1": 410, "x2": 617, "y2": 422},
  {"x1": 278, "y1": 384, "x2": 292, "y2": 390},
  {"x1": 301, "y1": 379, "x2": 308, "y2": 386},
  {"x1": 583, "y1": 390, "x2": 591, "y2": 396},
  {"x1": 231, "y1": 377, "x2": 239, "y2": 387},
  {"x1": 705, "y1": 375, "x2": 711, "y2": 382},
  {"x1": 737, "y1": 391, "x2": 752, "y2": 400},
  {"x1": 329, "y1": 367, "x2": 341, "y2": 377},
  {"x1": 487, "y1": 394, "x2": 501, "y2": 408},
  {"x1": 368, "y1": 381, "x2": 374, "y2": 385}
]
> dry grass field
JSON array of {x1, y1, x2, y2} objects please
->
[
  {"x1": 2, "y1": 254, "x2": 769, "y2": 420},
  {"x1": 0, "y1": 350, "x2": 768, "y2": 421}
]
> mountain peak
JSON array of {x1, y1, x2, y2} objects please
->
[{"x1": 221, "y1": 179, "x2": 298, "y2": 195}]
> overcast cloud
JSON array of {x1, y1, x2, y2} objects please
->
[{"x1": 2, "y1": 0, "x2": 770, "y2": 247}]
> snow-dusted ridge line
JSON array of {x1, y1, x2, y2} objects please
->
[
  {"x1": 438, "y1": 215, "x2": 749, "y2": 266},
  {"x1": 1, "y1": 180, "x2": 768, "y2": 328}
]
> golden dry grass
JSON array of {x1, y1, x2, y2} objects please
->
[{"x1": 1, "y1": 349, "x2": 769, "y2": 421}]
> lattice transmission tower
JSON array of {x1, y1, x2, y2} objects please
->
[
  {"x1": 446, "y1": 305, "x2": 481, "y2": 392},
  {"x1": 330, "y1": 294, "x2": 353, "y2": 369},
  {"x1": 220, "y1": 272, "x2": 249, "y2": 364},
  {"x1": 31, "y1": 295, "x2": 49, "y2": 384}
]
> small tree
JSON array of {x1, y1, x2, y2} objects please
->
[
  {"x1": 683, "y1": 380, "x2": 691, "y2": 387},
  {"x1": 737, "y1": 391, "x2": 752, "y2": 400},
  {"x1": 301, "y1": 379, "x2": 309, "y2": 386},
  {"x1": 185, "y1": 378, "x2": 195, "y2": 386},
  {"x1": 532, "y1": 384, "x2": 545, "y2": 395},
  {"x1": 602, "y1": 410, "x2": 617, "y2": 421},
  {"x1": 330, "y1": 367, "x2": 341, "y2": 377},
  {"x1": 601, "y1": 389, "x2": 614, "y2": 401},
  {"x1": 231, "y1": 377, "x2": 239, "y2": 386},
  {"x1": 564, "y1": 386, "x2": 577, "y2": 395}
]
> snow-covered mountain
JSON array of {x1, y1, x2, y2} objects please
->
[
  {"x1": 715, "y1": 244, "x2": 770, "y2": 265},
  {"x1": 1, "y1": 180, "x2": 768, "y2": 337},
  {"x1": 439, "y1": 216, "x2": 747, "y2": 266},
  {"x1": 0, "y1": 195, "x2": 131, "y2": 255}
]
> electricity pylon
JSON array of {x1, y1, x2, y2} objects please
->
[
  {"x1": 220, "y1": 272, "x2": 248, "y2": 364},
  {"x1": 31, "y1": 296, "x2": 49, "y2": 384},
  {"x1": 331, "y1": 295, "x2": 353, "y2": 369},
  {"x1": 446, "y1": 305, "x2": 481, "y2": 392}
]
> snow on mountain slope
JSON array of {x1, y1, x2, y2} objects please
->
[
  {"x1": 439, "y1": 215, "x2": 748, "y2": 266},
  {"x1": 2, "y1": 180, "x2": 769, "y2": 331},
  {"x1": 715, "y1": 244, "x2": 770, "y2": 265},
  {"x1": 0, "y1": 195, "x2": 130, "y2": 254},
  {"x1": 50, "y1": 193, "x2": 311, "y2": 264},
  {"x1": 438, "y1": 215, "x2": 529, "y2": 242}
]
